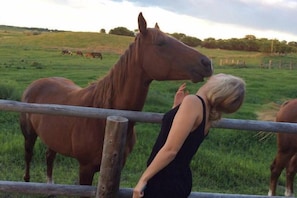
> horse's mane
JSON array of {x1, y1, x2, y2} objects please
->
[{"x1": 89, "y1": 36, "x2": 140, "y2": 108}]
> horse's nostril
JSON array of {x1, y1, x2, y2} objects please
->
[{"x1": 201, "y1": 57, "x2": 211, "y2": 67}]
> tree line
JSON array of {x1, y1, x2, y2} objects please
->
[
  {"x1": 200, "y1": 35, "x2": 297, "y2": 54},
  {"x1": 106, "y1": 27, "x2": 297, "y2": 54}
]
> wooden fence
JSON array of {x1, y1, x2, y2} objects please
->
[
  {"x1": 1, "y1": 99, "x2": 296, "y2": 197},
  {"x1": 260, "y1": 60, "x2": 296, "y2": 69},
  {"x1": 219, "y1": 58, "x2": 246, "y2": 67},
  {"x1": 217, "y1": 58, "x2": 297, "y2": 70}
]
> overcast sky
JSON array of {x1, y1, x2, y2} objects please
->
[{"x1": 1, "y1": 0, "x2": 297, "y2": 41}]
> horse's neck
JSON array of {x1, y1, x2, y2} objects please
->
[
  {"x1": 87, "y1": 44, "x2": 151, "y2": 111},
  {"x1": 111, "y1": 72, "x2": 150, "y2": 110}
]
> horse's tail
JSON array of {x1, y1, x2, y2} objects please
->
[
  {"x1": 19, "y1": 86, "x2": 39, "y2": 182},
  {"x1": 256, "y1": 102, "x2": 281, "y2": 122},
  {"x1": 19, "y1": 109, "x2": 38, "y2": 182},
  {"x1": 255, "y1": 102, "x2": 281, "y2": 141},
  {"x1": 19, "y1": 112, "x2": 36, "y2": 139},
  {"x1": 280, "y1": 100, "x2": 290, "y2": 108}
]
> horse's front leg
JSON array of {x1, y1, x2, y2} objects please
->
[
  {"x1": 46, "y1": 148, "x2": 57, "y2": 184},
  {"x1": 285, "y1": 154, "x2": 297, "y2": 197},
  {"x1": 77, "y1": 163, "x2": 98, "y2": 198},
  {"x1": 79, "y1": 163, "x2": 98, "y2": 185},
  {"x1": 123, "y1": 127, "x2": 136, "y2": 167},
  {"x1": 269, "y1": 151, "x2": 294, "y2": 196}
]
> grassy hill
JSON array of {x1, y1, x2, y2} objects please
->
[{"x1": 1, "y1": 25, "x2": 297, "y2": 197}]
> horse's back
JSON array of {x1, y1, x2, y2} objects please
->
[{"x1": 22, "y1": 77, "x2": 80, "y2": 104}]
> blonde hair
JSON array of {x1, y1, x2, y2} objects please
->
[{"x1": 206, "y1": 74, "x2": 246, "y2": 121}]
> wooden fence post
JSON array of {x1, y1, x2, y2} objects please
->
[
  {"x1": 96, "y1": 116, "x2": 128, "y2": 198},
  {"x1": 279, "y1": 60, "x2": 282, "y2": 69}
]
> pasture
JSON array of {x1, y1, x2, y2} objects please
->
[{"x1": 1, "y1": 26, "x2": 297, "y2": 197}]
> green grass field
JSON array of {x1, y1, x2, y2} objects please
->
[{"x1": 1, "y1": 26, "x2": 297, "y2": 197}]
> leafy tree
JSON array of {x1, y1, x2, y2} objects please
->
[
  {"x1": 181, "y1": 36, "x2": 202, "y2": 47},
  {"x1": 245, "y1": 39, "x2": 259, "y2": 51},
  {"x1": 170, "y1": 33, "x2": 186, "y2": 40},
  {"x1": 258, "y1": 38, "x2": 271, "y2": 53},
  {"x1": 109, "y1": 27, "x2": 134, "y2": 37},
  {"x1": 288, "y1": 41, "x2": 297, "y2": 47},
  {"x1": 199, "y1": 35, "x2": 296, "y2": 53},
  {"x1": 201, "y1": 38, "x2": 217, "y2": 48},
  {"x1": 244, "y1": 35, "x2": 256, "y2": 40},
  {"x1": 100, "y1": 29, "x2": 106, "y2": 34}
]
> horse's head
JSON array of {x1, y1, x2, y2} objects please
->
[{"x1": 136, "y1": 12, "x2": 213, "y2": 83}]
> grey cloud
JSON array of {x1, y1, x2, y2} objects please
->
[{"x1": 112, "y1": 0, "x2": 297, "y2": 37}]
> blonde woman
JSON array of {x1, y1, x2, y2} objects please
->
[{"x1": 133, "y1": 73, "x2": 246, "y2": 198}]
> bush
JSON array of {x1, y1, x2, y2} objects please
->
[
  {"x1": 170, "y1": 33, "x2": 202, "y2": 47},
  {"x1": 181, "y1": 36, "x2": 202, "y2": 47},
  {"x1": 0, "y1": 81, "x2": 21, "y2": 100},
  {"x1": 109, "y1": 27, "x2": 134, "y2": 37}
]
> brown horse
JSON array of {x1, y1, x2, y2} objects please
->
[
  {"x1": 269, "y1": 99, "x2": 297, "y2": 196},
  {"x1": 20, "y1": 12, "x2": 213, "y2": 186},
  {"x1": 84, "y1": 52, "x2": 93, "y2": 58},
  {"x1": 91, "y1": 52, "x2": 103, "y2": 59},
  {"x1": 76, "y1": 50, "x2": 83, "y2": 56},
  {"x1": 85, "y1": 52, "x2": 103, "y2": 59}
]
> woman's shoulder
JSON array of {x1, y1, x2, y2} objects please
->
[
  {"x1": 181, "y1": 95, "x2": 204, "y2": 108},
  {"x1": 183, "y1": 94, "x2": 201, "y2": 102}
]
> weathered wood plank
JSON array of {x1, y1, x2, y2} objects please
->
[
  {"x1": 0, "y1": 181, "x2": 96, "y2": 196},
  {"x1": 1, "y1": 99, "x2": 297, "y2": 133},
  {"x1": 97, "y1": 116, "x2": 128, "y2": 198}
]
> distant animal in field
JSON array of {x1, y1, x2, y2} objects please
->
[
  {"x1": 20, "y1": 12, "x2": 213, "y2": 186},
  {"x1": 76, "y1": 51, "x2": 83, "y2": 56},
  {"x1": 268, "y1": 99, "x2": 297, "y2": 197},
  {"x1": 84, "y1": 52, "x2": 93, "y2": 58},
  {"x1": 85, "y1": 52, "x2": 103, "y2": 59},
  {"x1": 61, "y1": 49, "x2": 72, "y2": 55},
  {"x1": 90, "y1": 52, "x2": 102, "y2": 59}
]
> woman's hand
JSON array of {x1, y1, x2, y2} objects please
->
[
  {"x1": 133, "y1": 180, "x2": 147, "y2": 198},
  {"x1": 173, "y1": 83, "x2": 189, "y2": 108}
]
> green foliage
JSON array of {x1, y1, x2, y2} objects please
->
[
  {"x1": 180, "y1": 36, "x2": 202, "y2": 47},
  {"x1": 0, "y1": 80, "x2": 21, "y2": 100},
  {"x1": 170, "y1": 32, "x2": 186, "y2": 40},
  {"x1": 109, "y1": 27, "x2": 134, "y2": 37},
  {"x1": 0, "y1": 26, "x2": 297, "y2": 197},
  {"x1": 170, "y1": 33, "x2": 202, "y2": 47},
  {"x1": 202, "y1": 36, "x2": 297, "y2": 53}
]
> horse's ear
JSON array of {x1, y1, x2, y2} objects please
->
[
  {"x1": 138, "y1": 12, "x2": 147, "y2": 35},
  {"x1": 155, "y1": 23, "x2": 160, "y2": 30}
]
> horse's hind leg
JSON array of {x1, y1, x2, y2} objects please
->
[
  {"x1": 46, "y1": 148, "x2": 57, "y2": 184},
  {"x1": 269, "y1": 151, "x2": 295, "y2": 196},
  {"x1": 285, "y1": 153, "x2": 297, "y2": 197}
]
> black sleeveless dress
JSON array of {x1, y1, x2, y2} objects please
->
[{"x1": 143, "y1": 95, "x2": 207, "y2": 198}]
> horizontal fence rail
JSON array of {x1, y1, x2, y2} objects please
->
[
  {"x1": 0, "y1": 99, "x2": 163, "y2": 123},
  {"x1": 0, "y1": 181, "x2": 95, "y2": 197},
  {"x1": 0, "y1": 181, "x2": 286, "y2": 198},
  {"x1": 1, "y1": 99, "x2": 297, "y2": 133}
]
